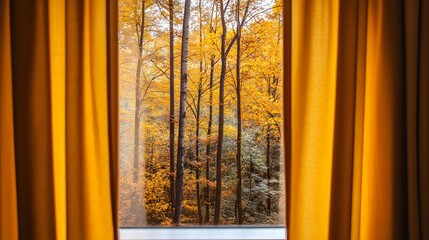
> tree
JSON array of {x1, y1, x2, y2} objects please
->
[
  {"x1": 173, "y1": 0, "x2": 192, "y2": 225},
  {"x1": 234, "y1": 0, "x2": 251, "y2": 224},
  {"x1": 204, "y1": 1, "x2": 219, "y2": 224},
  {"x1": 185, "y1": 1, "x2": 214, "y2": 223},
  {"x1": 214, "y1": 0, "x2": 236, "y2": 224},
  {"x1": 204, "y1": 55, "x2": 215, "y2": 224},
  {"x1": 168, "y1": 0, "x2": 175, "y2": 215},
  {"x1": 132, "y1": 0, "x2": 147, "y2": 226},
  {"x1": 196, "y1": 0, "x2": 204, "y2": 223},
  {"x1": 213, "y1": 0, "x2": 251, "y2": 224}
]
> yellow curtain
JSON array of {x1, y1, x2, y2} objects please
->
[
  {"x1": 287, "y1": 0, "x2": 429, "y2": 239},
  {"x1": 0, "y1": 0, "x2": 118, "y2": 239}
]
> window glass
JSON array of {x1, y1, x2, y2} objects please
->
[{"x1": 119, "y1": 0, "x2": 284, "y2": 226}]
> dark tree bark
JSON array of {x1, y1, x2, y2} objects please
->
[
  {"x1": 132, "y1": 0, "x2": 146, "y2": 226},
  {"x1": 265, "y1": 73, "x2": 280, "y2": 215},
  {"x1": 196, "y1": 0, "x2": 203, "y2": 224},
  {"x1": 214, "y1": 0, "x2": 249, "y2": 225},
  {"x1": 195, "y1": 87, "x2": 203, "y2": 224},
  {"x1": 235, "y1": 0, "x2": 243, "y2": 225},
  {"x1": 266, "y1": 127, "x2": 271, "y2": 214},
  {"x1": 214, "y1": 0, "x2": 243, "y2": 224},
  {"x1": 265, "y1": 77, "x2": 273, "y2": 215},
  {"x1": 173, "y1": 0, "x2": 192, "y2": 225},
  {"x1": 246, "y1": 159, "x2": 254, "y2": 219},
  {"x1": 204, "y1": 3, "x2": 218, "y2": 224},
  {"x1": 168, "y1": 0, "x2": 175, "y2": 216},
  {"x1": 213, "y1": 0, "x2": 229, "y2": 224},
  {"x1": 204, "y1": 56, "x2": 215, "y2": 224}
]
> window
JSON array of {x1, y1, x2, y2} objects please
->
[{"x1": 119, "y1": 0, "x2": 285, "y2": 238}]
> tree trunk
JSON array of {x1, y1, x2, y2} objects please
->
[
  {"x1": 235, "y1": 0, "x2": 243, "y2": 225},
  {"x1": 204, "y1": 56, "x2": 215, "y2": 224},
  {"x1": 266, "y1": 127, "x2": 271, "y2": 215},
  {"x1": 196, "y1": 1, "x2": 203, "y2": 224},
  {"x1": 266, "y1": 77, "x2": 273, "y2": 215},
  {"x1": 246, "y1": 159, "x2": 254, "y2": 218},
  {"x1": 168, "y1": 0, "x2": 175, "y2": 216},
  {"x1": 173, "y1": 0, "x2": 192, "y2": 225},
  {"x1": 214, "y1": 0, "x2": 228, "y2": 224},
  {"x1": 132, "y1": 0, "x2": 146, "y2": 226},
  {"x1": 196, "y1": 88, "x2": 203, "y2": 224}
]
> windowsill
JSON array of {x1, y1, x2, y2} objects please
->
[{"x1": 120, "y1": 226, "x2": 286, "y2": 240}]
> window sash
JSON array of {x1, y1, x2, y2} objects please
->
[{"x1": 120, "y1": 227, "x2": 286, "y2": 240}]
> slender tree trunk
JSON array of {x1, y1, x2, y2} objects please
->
[
  {"x1": 196, "y1": 1, "x2": 203, "y2": 224},
  {"x1": 235, "y1": 0, "x2": 243, "y2": 225},
  {"x1": 214, "y1": 0, "x2": 228, "y2": 224},
  {"x1": 132, "y1": 0, "x2": 146, "y2": 226},
  {"x1": 213, "y1": 0, "x2": 248, "y2": 223},
  {"x1": 133, "y1": 1, "x2": 144, "y2": 194},
  {"x1": 204, "y1": 56, "x2": 215, "y2": 224},
  {"x1": 266, "y1": 127, "x2": 271, "y2": 214},
  {"x1": 247, "y1": 160, "x2": 254, "y2": 217},
  {"x1": 196, "y1": 88, "x2": 203, "y2": 224},
  {"x1": 173, "y1": 0, "x2": 192, "y2": 225},
  {"x1": 168, "y1": 0, "x2": 175, "y2": 216},
  {"x1": 266, "y1": 78, "x2": 273, "y2": 215}
]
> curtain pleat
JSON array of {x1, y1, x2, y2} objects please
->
[
  {"x1": 349, "y1": 1, "x2": 368, "y2": 239},
  {"x1": 417, "y1": 2, "x2": 429, "y2": 238},
  {"x1": 290, "y1": 0, "x2": 339, "y2": 238},
  {"x1": 10, "y1": 0, "x2": 58, "y2": 238},
  {"x1": 404, "y1": 1, "x2": 421, "y2": 239},
  {"x1": 288, "y1": 0, "x2": 429, "y2": 239},
  {"x1": 360, "y1": 1, "x2": 408, "y2": 238},
  {"x1": 0, "y1": 0, "x2": 19, "y2": 239},
  {"x1": 329, "y1": 0, "x2": 360, "y2": 239},
  {"x1": 106, "y1": 0, "x2": 119, "y2": 236},
  {"x1": 413, "y1": 1, "x2": 429, "y2": 238},
  {"x1": 0, "y1": 0, "x2": 118, "y2": 239}
]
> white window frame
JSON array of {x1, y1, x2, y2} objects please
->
[{"x1": 120, "y1": 227, "x2": 286, "y2": 240}]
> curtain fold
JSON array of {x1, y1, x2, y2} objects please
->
[
  {"x1": 0, "y1": 0, "x2": 19, "y2": 239},
  {"x1": 288, "y1": 0, "x2": 429, "y2": 239},
  {"x1": 0, "y1": 0, "x2": 118, "y2": 239}
]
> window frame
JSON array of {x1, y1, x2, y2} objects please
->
[
  {"x1": 120, "y1": 226, "x2": 287, "y2": 240},
  {"x1": 117, "y1": 0, "x2": 291, "y2": 238}
]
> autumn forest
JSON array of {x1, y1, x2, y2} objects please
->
[{"x1": 119, "y1": 0, "x2": 284, "y2": 226}]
